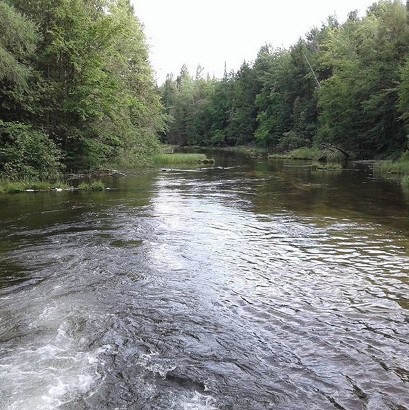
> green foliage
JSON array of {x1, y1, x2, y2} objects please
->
[
  {"x1": 160, "y1": 1, "x2": 409, "y2": 161},
  {"x1": 152, "y1": 153, "x2": 210, "y2": 165},
  {"x1": 4, "y1": 0, "x2": 409, "y2": 177},
  {"x1": 0, "y1": 180, "x2": 27, "y2": 193},
  {"x1": 161, "y1": 62, "x2": 260, "y2": 148},
  {"x1": 0, "y1": 1, "x2": 40, "y2": 124},
  {"x1": 311, "y1": 162, "x2": 342, "y2": 171},
  {"x1": 276, "y1": 131, "x2": 308, "y2": 152},
  {"x1": 2, "y1": 0, "x2": 163, "y2": 175},
  {"x1": 375, "y1": 159, "x2": 409, "y2": 174},
  {"x1": 286, "y1": 147, "x2": 322, "y2": 160},
  {"x1": 254, "y1": 48, "x2": 293, "y2": 148},
  {"x1": 401, "y1": 175, "x2": 409, "y2": 189},
  {"x1": 0, "y1": 121, "x2": 63, "y2": 180},
  {"x1": 399, "y1": 150, "x2": 409, "y2": 161},
  {"x1": 0, "y1": 179, "x2": 70, "y2": 193},
  {"x1": 318, "y1": 1, "x2": 409, "y2": 157},
  {"x1": 0, "y1": 1, "x2": 37, "y2": 85},
  {"x1": 78, "y1": 180, "x2": 105, "y2": 191}
]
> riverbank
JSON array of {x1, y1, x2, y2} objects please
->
[
  {"x1": 3, "y1": 145, "x2": 409, "y2": 194},
  {"x1": 152, "y1": 152, "x2": 215, "y2": 165},
  {"x1": 0, "y1": 180, "x2": 107, "y2": 194},
  {"x1": 0, "y1": 150, "x2": 216, "y2": 194}
]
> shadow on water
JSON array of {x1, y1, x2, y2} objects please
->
[
  {"x1": 194, "y1": 149, "x2": 409, "y2": 235},
  {"x1": 0, "y1": 170, "x2": 159, "y2": 290}
]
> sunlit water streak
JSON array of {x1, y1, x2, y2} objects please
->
[{"x1": 0, "y1": 160, "x2": 409, "y2": 409}]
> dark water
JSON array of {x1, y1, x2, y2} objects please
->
[{"x1": 1, "y1": 152, "x2": 409, "y2": 409}]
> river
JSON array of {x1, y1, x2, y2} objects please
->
[{"x1": 0, "y1": 151, "x2": 408, "y2": 409}]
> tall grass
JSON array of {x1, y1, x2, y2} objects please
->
[
  {"x1": 374, "y1": 151, "x2": 409, "y2": 175},
  {"x1": 77, "y1": 181, "x2": 105, "y2": 191},
  {"x1": 0, "y1": 180, "x2": 70, "y2": 193},
  {"x1": 152, "y1": 153, "x2": 214, "y2": 165},
  {"x1": 269, "y1": 147, "x2": 345, "y2": 163},
  {"x1": 375, "y1": 160, "x2": 409, "y2": 175},
  {"x1": 311, "y1": 162, "x2": 342, "y2": 171},
  {"x1": 400, "y1": 175, "x2": 409, "y2": 194},
  {"x1": 287, "y1": 147, "x2": 322, "y2": 160}
]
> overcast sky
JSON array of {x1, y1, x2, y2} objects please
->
[{"x1": 132, "y1": 0, "x2": 377, "y2": 83}]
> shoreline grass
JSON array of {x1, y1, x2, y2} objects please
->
[
  {"x1": 374, "y1": 160, "x2": 409, "y2": 175},
  {"x1": 311, "y1": 161, "x2": 343, "y2": 171},
  {"x1": 0, "y1": 179, "x2": 107, "y2": 194},
  {"x1": 152, "y1": 153, "x2": 214, "y2": 165},
  {"x1": 77, "y1": 181, "x2": 105, "y2": 191},
  {"x1": 220, "y1": 145, "x2": 267, "y2": 156},
  {"x1": 269, "y1": 147, "x2": 345, "y2": 163},
  {"x1": 167, "y1": 144, "x2": 267, "y2": 157},
  {"x1": 374, "y1": 151, "x2": 409, "y2": 176},
  {"x1": 0, "y1": 180, "x2": 70, "y2": 194},
  {"x1": 401, "y1": 175, "x2": 409, "y2": 190}
]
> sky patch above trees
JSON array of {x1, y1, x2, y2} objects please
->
[{"x1": 133, "y1": 0, "x2": 378, "y2": 83}]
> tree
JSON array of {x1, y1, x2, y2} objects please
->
[
  {"x1": 9, "y1": 0, "x2": 164, "y2": 169},
  {"x1": 318, "y1": 1, "x2": 409, "y2": 157},
  {"x1": 254, "y1": 48, "x2": 293, "y2": 148},
  {"x1": 0, "y1": 1, "x2": 39, "y2": 122},
  {"x1": 224, "y1": 61, "x2": 260, "y2": 145}
]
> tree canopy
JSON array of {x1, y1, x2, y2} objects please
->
[
  {"x1": 0, "y1": 0, "x2": 164, "y2": 179},
  {"x1": 2, "y1": 0, "x2": 409, "y2": 181},
  {"x1": 160, "y1": 0, "x2": 409, "y2": 159}
]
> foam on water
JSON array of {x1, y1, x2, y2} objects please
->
[
  {"x1": 0, "y1": 298, "x2": 105, "y2": 410},
  {"x1": 178, "y1": 392, "x2": 218, "y2": 410}
]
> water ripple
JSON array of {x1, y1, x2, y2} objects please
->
[{"x1": 0, "y1": 167, "x2": 408, "y2": 409}]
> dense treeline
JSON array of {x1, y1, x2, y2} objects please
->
[
  {"x1": 161, "y1": 0, "x2": 409, "y2": 159},
  {"x1": 0, "y1": 0, "x2": 164, "y2": 180}
]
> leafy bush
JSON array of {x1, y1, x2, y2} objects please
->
[
  {"x1": 152, "y1": 153, "x2": 210, "y2": 165},
  {"x1": 0, "y1": 180, "x2": 69, "y2": 193},
  {"x1": 287, "y1": 147, "x2": 322, "y2": 160},
  {"x1": 0, "y1": 180, "x2": 27, "y2": 193},
  {"x1": 399, "y1": 151, "x2": 409, "y2": 162},
  {"x1": 401, "y1": 175, "x2": 409, "y2": 190},
  {"x1": 0, "y1": 121, "x2": 63, "y2": 180},
  {"x1": 276, "y1": 131, "x2": 309, "y2": 152},
  {"x1": 78, "y1": 180, "x2": 105, "y2": 191},
  {"x1": 311, "y1": 161, "x2": 342, "y2": 171},
  {"x1": 210, "y1": 130, "x2": 226, "y2": 147},
  {"x1": 375, "y1": 160, "x2": 409, "y2": 175}
]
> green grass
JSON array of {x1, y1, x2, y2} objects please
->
[
  {"x1": 311, "y1": 161, "x2": 342, "y2": 171},
  {"x1": 287, "y1": 147, "x2": 322, "y2": 160},
  {"x1": 220, "y1": 146, "x2": 267, "y2": 156},
  {"x1": 269, "y1": 147, "x2": 345, "y2": 163},
  {"x1": 159, "y1": 144, "x2": 177, "y2": 154},
  {"x1": 78, "y1": 180, "x2": 105, "y2": 191},
  {"x1": 0, "y1": 181, "x2": 28, "y2": 193},
  {"x1": 0, "y1": 178, "x2": 107, "y2": 193},
  {"x1": 152, "y1": 153, "x2": 214, "y2": 165},
  {"x1": 0, "y1": 180, "x2": 70, "y2": 193},
  {"x1": 401, "y1": 175, "x2": 409, "y2": 190},
  {"x1": 268, "y1": 147, "x2": 322, "y2": 160},
  {"x1": 374, "y1": 151, "x2": 409, "y2": 176},
  {"x1": 375, "y1": 160, "x2": 409, "y2": 175}
]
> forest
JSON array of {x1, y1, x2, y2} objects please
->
[
  {"x1": 2, "y1": 0, "x2": 409, "y2": 183},
  {"x1": 0, "y1": 0, "x2": 165, "y2": 181},
  {"x1": 160, "y1": 0, "x2": 409, "y2": 161}
]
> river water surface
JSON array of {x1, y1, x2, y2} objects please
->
[{"x1": 1, "y1": 152, "x2": 409, "y2": 409}]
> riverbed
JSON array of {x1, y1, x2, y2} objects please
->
[{"x1": 0, "y1": 152, "x2": 408, "y2": 409}]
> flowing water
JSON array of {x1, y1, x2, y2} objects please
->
[{"x1": 0, "y1": 152, "x2": 409, "y2": 409}]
